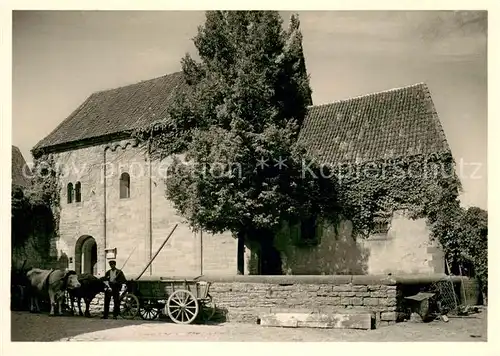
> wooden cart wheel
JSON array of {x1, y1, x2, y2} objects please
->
[
  {"x1": 200, "y1": 294, "x2": 216, "y2": 322},
  {"x1": 120, "y1": 293, "x2": 140, "y2": 319},
  {"x1": 165, "y1": 289, "x2": 199, "y2": 324},
  {"x1": 140, "y1": 300, "x2": 160, "y2": 320}
]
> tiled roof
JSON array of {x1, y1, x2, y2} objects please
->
[
  {"x1": 298, "y1": 83, "x2": 450, "y2": 164},
  {"x1": 12, "y1": 146, "x2": 31, "y2": 188},
  {"x1": 33, "y1": 71, "x2": 186, "y2": 151},
  {"x1": 34, "y1": 73, "x2": 450, "y2": 165}
]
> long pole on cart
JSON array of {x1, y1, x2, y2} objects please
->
[
  {"x1": 115, "y1": 246, "x2": 137, "y2": 297},
  {"x1": 136, "y1": 223, "x2": 178, "y2": 281},
  {"x1": 119, "y1": 245, "x2": 137, "y2": 272}
]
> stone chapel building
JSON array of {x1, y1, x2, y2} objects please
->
[{"x1": 32, "y1": 71, "x2": 452, "y2": 278}]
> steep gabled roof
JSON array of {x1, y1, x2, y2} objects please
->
[
  {"x1": 12, "y1": 146, "x2": 31, "y2": 188},
  {"x1": 298, "y1": 83, "x2": 451, "y2": 164},
  {"x1": 33, "y1": 72, "x2": 451, "y2": 166},
  {"x1": 33, "y1": 71, "x2": 186, "y2": 151}
]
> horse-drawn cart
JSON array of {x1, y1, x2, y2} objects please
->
[
  {"x1": 120, "y1": 278, "x2": 216, "y2": 324},
  {"x1": 117, "y1": 224, "x2": 216, "y2": 324}
]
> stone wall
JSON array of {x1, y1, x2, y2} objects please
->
[
  {"x1": 205, "y1": 275, "x2": 399, "y2": 327},
  {"x1": 275, "y1": 211, "x2": 444, "y2": 275},
  {"x1": 56, "y1": 144, "x2": 107, "y2": 273},
  {"x1": 104, "y1": 141, "x2": 150, "y2": 275},
  {"x1": 52, "y1": 137, "x2": 443, "y2": 278},
  {"x1": 85, "y1": 275, "x2": 399, "y2": 327},
  {"x1": 80, "y1": 274, "x2": 479, "y2": 329},
  {"x1": 53, "y1": 139, "x2": 238, "y2": 278},
  {"x1": 360, "y1": 211, "x2": 445, "y2": 274}
]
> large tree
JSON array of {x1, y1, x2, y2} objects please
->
[
  {"x1": 11, "y1": 155, "x2": 59, "y2": 268},
  {"x1": 135, "y1": 11, "x2": 340, "y2": 274},
  {"x1": 456, "y1": 206, "x2": 488, "y2": 297}
]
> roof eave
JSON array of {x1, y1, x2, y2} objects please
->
[{"x1": 32, "y1": 131, "x2": 134, "y2": 157}]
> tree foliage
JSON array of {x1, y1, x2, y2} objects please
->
[
  {"x1": 132, "y1": 10, "x2": 487, "y2": 281},
  {"x1": 328, "y1": 152, "x2": 460, "y2": 236},
  {"x1": 332, "y1": 149, "x2": 488, "y2": 292},
  {"x1": 134, "y1": 11, "x2": 340, "y2": 239},
  {"x1": 11, "y1": 154, "x2": 60, "y2": 255},
  {"x1": 454, "y1": 206, "x2": 488, "y2": 293}
]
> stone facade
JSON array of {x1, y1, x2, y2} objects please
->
[
  {"x1": 54, "y1": 139, "x2": 237, "y2": 277},
  {"x1": 276, "y1": 214, "x2": 444, "y2": 276},
  {"x1": 51, "y1": 137, "x2": 445, "y2": 277},
  {"x1": 361, "y1": 212, "x2": 445, "y2": 274},
  {"x1": 35, "y1": 79, "x2": 451, "y2": 278}
]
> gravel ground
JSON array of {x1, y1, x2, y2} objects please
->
[{"x1": 10, "y1": 309, "x2": 487, "y2": 342}]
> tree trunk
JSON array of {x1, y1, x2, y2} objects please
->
[{"x1": 237, "y1": 232, "x2": 245, "y2": 275}]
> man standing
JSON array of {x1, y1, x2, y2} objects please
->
[{"x1": 102, "y1": 260, "x2": 126, "y2": 319}]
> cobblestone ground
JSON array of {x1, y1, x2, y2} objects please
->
[{"x1": 10, "y1": 309, "x2": 487, "y2": 342}]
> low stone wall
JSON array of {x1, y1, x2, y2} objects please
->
[
  {"x1": 83, "y1": 275, "x2": 397, "y2": 326},
  {"x1": 82, "y1": 274, "x2": 479, "y2": 329},
  {"x1": 201, "y1": 275, "x2": 398, "y2": 327},
  {"x1": 88, "y1": 293, "x2": 106, "y2": 315}
]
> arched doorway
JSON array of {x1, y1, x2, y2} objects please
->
[{"x1": 75, "y1": 235, "x2": 98, "y2": 275}]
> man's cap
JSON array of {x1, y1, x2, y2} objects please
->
[{"x1": 109, "y1": 260, "x2": 116, "y2": 264}]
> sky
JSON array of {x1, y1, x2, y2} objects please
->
[{"x1": 12, "y1": 10, "x2": 487, "y2": 209}]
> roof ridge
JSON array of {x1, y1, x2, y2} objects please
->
[
  {"x1": 308, "y1": 82, "x2": 429, "y2": 109},
  {"x1": 420, "y1": 83, "x2": 452, "y2": 153},
  {"x1": 299, "y1": 80, "x2": 451, "y2": 166},
  {"x1": 91, "y1": 71, "x2": 183, "y2": 95}
]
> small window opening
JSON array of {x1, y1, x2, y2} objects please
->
[
  {"x1": 67, "y1": 183, "x2": 74, "y2": 204},
  {"x1": 372, "y1": 211, "x2": 392, "y2": 235},
  {"x1": 75, "y1": 182, "x2": 82, "y2": 202},
  {"x1": 300, "y1": 215, "x2": 318, "y2": 245},
  {"x1": 120, "y1": 172, "x2": 130, "y2": 199}
]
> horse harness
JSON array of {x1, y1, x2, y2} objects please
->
[{"x1": 45, "y1": 269, "x2": 74, "y2": 290}]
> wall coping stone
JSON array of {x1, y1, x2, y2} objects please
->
[
  {"x1": 126, "y1": 274, "x2": 393, "y2": 285},
  {"x1": 392, "y1": 274, "x2": 468, "y2": 284},
  {"x1": 123, "y1": 273, "x2": 471, "y2": 286}
]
